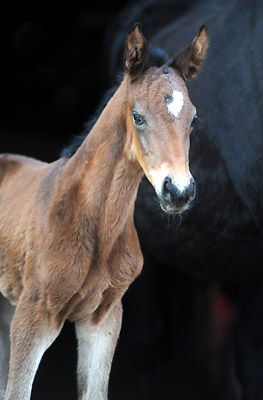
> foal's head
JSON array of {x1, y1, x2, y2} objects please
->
[{"x1": 125, "y1": 24, "x2": 208, "y2": 214}]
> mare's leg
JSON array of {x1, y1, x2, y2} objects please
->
[
  {"x1": 4, "y1": 291, "x2": 63, "y2": 400},
  {"x1": 0, "y1": 294, "x2": 15, "y2": 400},
  {"x1": 75, "y1": 301, "x2": 122, "y2": 400},
  {"x1": 236, "y1": 284, "x2": 263, "y2": 400}
]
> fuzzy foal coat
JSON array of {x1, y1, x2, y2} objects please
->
[
  {"x1": 0, "y1": 76, "x2": 143, "y2": 399},
  {"x1": 0, "y1": 78, "x2": 143, "y2": 318}
]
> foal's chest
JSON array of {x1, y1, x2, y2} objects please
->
[{"x1": 68, "y1": 232, "x2": 143, "y2": 324}]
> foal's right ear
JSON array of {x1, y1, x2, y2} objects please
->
[
  {"x1": 170, "y1": 25, "x2": 209, "y2": 80},
  {"x1": 125, "y1": 23, "x2": 149, "y2": 80}
]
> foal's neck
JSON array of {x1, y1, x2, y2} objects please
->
[
  {"x1": 65, "y1": 78, "x2": 138, "y2": 178},
  {"x1": 59, "y1": 78, "x2": 143, "y2": 249}
]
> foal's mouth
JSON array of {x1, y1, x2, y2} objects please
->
[{"x1": 159, "y1": 199, "x2": 191, "y2": 215}]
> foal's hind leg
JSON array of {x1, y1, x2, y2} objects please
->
[
  {"x1": 0, "y1": 294, "x2": 15, "y2": 400},
  {"x1": 4, "y1": 291, "x2": 63, "y2": 400},
  {"x1": 75, "y1": 301, "x2": 122, "y2": 400}
]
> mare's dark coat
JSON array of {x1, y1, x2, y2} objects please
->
[
  {"x1": 102, "y1": 0, "x2": 263, "y2": 399},
  {"x1": 104, "y1": 0, "x2": 263, "y2": 282}
]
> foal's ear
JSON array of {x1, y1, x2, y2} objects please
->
[
  {"x1": 171, "y1": 25, "x2": 208, "y2": 80},
  {"x1": 125, "y1": 23, "x2": 149, "y2": 80}
]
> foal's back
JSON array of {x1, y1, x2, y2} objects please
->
[{"x1": 0, "y1": 154, "x2": 50, "y2": 304}]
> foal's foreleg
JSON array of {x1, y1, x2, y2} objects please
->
[
  {"x1": 75, "y1": 301, "x2": 123, "y2": 400},
  {"x1": 4, "y1": 293, "x2": 62, "y2": 400},
  {"x1": 0, "y1": 294, "x2": 15, "y2": 400}
]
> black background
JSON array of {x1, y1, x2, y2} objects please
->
[{"x1": 0, "y1": 2, "x2": 124, "y2": 162}]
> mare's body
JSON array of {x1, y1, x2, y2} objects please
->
[{"x1": 103, "y1": 0, "x2": 263, "y2": 399}]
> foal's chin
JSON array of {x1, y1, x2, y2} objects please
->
[{"x1": 159, "y1": 201, "x2": 191, "y2": 215}]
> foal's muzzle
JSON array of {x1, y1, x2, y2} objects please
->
[{"x1": 159, "y1": 176, "x2": 196, "y2": 214}]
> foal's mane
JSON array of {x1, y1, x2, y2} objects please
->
[{"x1": 61, "y1": 46, "x2": 169, "y2": 159}]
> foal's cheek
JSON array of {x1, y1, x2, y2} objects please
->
[
  {"x1": 138, "y1": 131, "x2": 150, "y2": 154},
  {"x1": 130, "y1": 128, "x2": 149, "y2": 168}
]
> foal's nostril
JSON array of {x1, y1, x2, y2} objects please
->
[
  {"x1": 162, "y1": 176, "x2": 173, "y2": 202},
  {"x1": 189, "y1": 177, "x2": 196, "y2": 201}
]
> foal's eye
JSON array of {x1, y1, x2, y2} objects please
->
[{"x1": 133, "y1": 112, "x2": 145, "y2": 127}]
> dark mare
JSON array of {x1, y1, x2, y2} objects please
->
[{"x1": 99, "y1": 0, "x2": 263, "y2": 399}]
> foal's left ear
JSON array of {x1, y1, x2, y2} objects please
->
[
  {"x1": 125, "y1": 23, "x2": 149, "y2": 80},
  {"x1": 171, "y1": 25, "x2": 209, "y2": 80}
]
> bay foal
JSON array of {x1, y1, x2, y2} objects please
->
[{"x1": 0, "y1": 24, "x2": 208, "y2": 400}]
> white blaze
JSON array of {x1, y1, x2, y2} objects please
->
[{"x1": 167, "y1": 90, "x2": 184, "y2": 118}]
